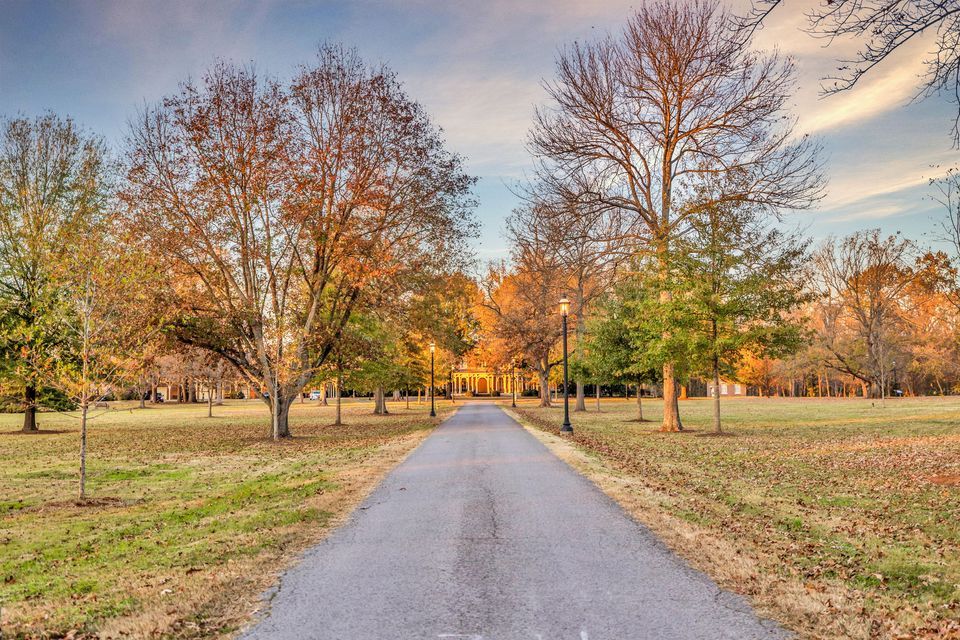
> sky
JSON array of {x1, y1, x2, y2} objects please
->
[{"x1": 1, "y1": 0, "x2": 957, "y2": 260}]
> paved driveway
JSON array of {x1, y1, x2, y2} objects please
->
[{"x1": 241, "y1": 402, "x2": 787, "y2": 639}]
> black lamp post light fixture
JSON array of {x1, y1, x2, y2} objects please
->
[
  {"x1": 559, "y1": 295, "x2": 572, "y2": 433},
  {"x1": 429, "y1": 341, "x2": 436, "y2": 418}
]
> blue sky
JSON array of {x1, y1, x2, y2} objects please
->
[{"x1": 1, "y1": 0, "x2": 957, "y2": 259}]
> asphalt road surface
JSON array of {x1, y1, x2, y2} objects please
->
[{"x1": 241, "y1": 402, "x2": 787, "y2": 640}]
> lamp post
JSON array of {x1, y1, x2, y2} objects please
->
[
  {"x1": 511, "y1": 359, "x2": 517, "y2": 408},
  {"x1": 559, "y1": 295, "x2": 572, "y2": 433},
  {"x1": 429, "y1": 342, "x2": 436, "y2": 417}
]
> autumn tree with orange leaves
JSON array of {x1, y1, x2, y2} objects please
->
[
  {"x1": 480, "y1": 208, "x2": 566, "y2": 407},
  {"x1": 124, "y1": 46, "x2": 474, "y2": 439}
]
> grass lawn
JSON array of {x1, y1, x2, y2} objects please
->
[
  {"x1": 0, "y1": 396, "x2": 452, "y2": 638},
  {"x1": 508, "y1": 396, "x2": 960, "y2": 640}
]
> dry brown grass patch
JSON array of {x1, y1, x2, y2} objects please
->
[{"x1": 504, "y1": 400, "x2": 960, "y2": 640}]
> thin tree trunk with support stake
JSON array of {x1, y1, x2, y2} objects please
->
[
  {"x1": 334, "y1": 365, "x2": 343, "y2": 426},
  {"x1": 712, "y1": 355, "x2": 722, "y2": 434},
  {"x1": 636, "y1": 376, "x2": 644, "y2": 422}
]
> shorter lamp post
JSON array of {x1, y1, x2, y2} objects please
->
[
  {"x1": 511, "y1": 360, "x2": 517, "y2": 408},
  {"x1": 559, "y1": 295, "x2": 572, "y2": 433},
  {"x1": 449, "y1": 366, "x2": 455, "y2": 404},
  {"x1": 429, "y1": 342, "x2": 436, "y2": 417}
]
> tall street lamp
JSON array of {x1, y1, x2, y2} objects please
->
[
  {"x1": 511, "y1": 359, "x2": 517, "y2": 408},
  {"x1": 429, "y1": 341, "x2": 436, "y2": 417},
  {"x1": 559, "y1": 295, "x2": 572, "y2": 433}
]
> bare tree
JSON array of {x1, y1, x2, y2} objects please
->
[
  {"x1": 481, "y1": 212, "x2": 566, "y2": 407},
  {"x1": 530, "y1": 1, "x2": 823, "y2": 430},
  {"x1": 811, "y1": 230, "x2": 918, "y2": 405},
  {"x1": 125, "y1": 47, "x2": 473, "y2": 440},
  {"x1": 30, "y1": 222, "x2": 163, "y2": 499},
  {"x1": 744, "y1": 1, "x2": 960, "y2": 145},
  {"x1": 934, "y1": 168, "x2": 960, "y2": 304},
  {"x1": 521, "y1": 194, "x2": 626, "y2": 411}
]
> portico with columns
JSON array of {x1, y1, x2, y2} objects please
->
[{"x1": 451, "y1": 367, "x2": 536, "y2": 396}]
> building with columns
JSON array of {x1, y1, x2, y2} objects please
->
[
  {"x1": 452, "y1": 367, "x2": 518, "y2": 396},
  {"x1": 450, "y1": 355, "x2": 538, "y2": 397}
]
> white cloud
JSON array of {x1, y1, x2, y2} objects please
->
[
  {"x1": 748, "y1": 0, "x2": 934, "y2": 137},
  {"x1": 816, "y1": 150, "x2": 954, "y2": 222},
  {"x1": 795, "y1": 42, "x2": 930, "y2": 136}
]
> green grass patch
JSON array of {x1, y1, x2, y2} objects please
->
[{"x1": 0, "y1": 397, "x2": 449, "y2": 636}]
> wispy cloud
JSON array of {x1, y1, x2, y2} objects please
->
[
  {"x1": 795, "y1": 42, "x2": 929, "y2": 136},
  {"x1": 824, "y1": 168, "x2": 940, "y2": 212},
  {"x1": 749, "y1": 0, "x2": 934, "y2": 137}
]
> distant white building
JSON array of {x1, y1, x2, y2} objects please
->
[{"x1": 706, "y1": 380, "x2": 747, "y2": 397}]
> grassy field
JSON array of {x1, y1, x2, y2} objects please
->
[
  {"x1": 0, "y1": 397, "x2": 451, "y2": 639},
  {"x1": 508, "y1": 396, "x2": 960, "y2": 639}
]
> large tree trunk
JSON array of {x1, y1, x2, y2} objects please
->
[
  {"x1": 207, "y1": 384, "x2": 213, "y2": 418},
  {"x1": 575, "y1": 380, "x2": 586, "y2": 412},
  {"x1": 538, "y1": 369, "x2": 551, "y2": 408},
  {"x1": 374, "y1": 386, "x2": 388, "y2": 415},
  {"x1": 22, "y1": 384, "x2": 38, "y2": 432},
  {"x1": 661, "y1": 363, "x2": 683, "y2": 432},
  {"x1": 138, "y1": 375, "x2": 146, "y2": 409},
  {"x1": 270, "y1": 394, "x2": 292, "y2": 439},
  {"x1": 659, "y1": 246, "x2": 683, "y2": 431}
]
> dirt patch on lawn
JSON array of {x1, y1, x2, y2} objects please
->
[
  {"x1": 928, "y1": 474, "x2": 960, "y2": 486},
  {"x1": 40, "y1": 496, "x2": 129, "y2": 510},
  {"x1": 1, "y1": 429, "x2": 73, "y2": 435}
]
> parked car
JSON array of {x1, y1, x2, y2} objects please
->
[{"x1": 309, "y1": 389, "x2": 322, "y2": 400}]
